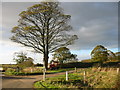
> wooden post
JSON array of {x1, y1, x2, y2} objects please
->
[
  {"x1": 66, "y1": 71, "x2": 68, "y2": 81},
  {"x1": 31, "y1": 68, "x2": 33, "y2": 73},
  {"x1": 110, "y1": 68, "x2": 111, "y2": 71},
  {"x1": 117, "y1": 68, "x2": 119, "y2": 74},
  {"x1": 75, "y1": 67, "x2": 77, "y2": 72},
  {"x1": 43, "y1": 68, "x2": 46, "y2": 81},
  {"x1": 16, "y1": 66, "x2": 19, "y2": 72},
  {"x1": 84, "y1": 71, "x2": 86, "y2": 84}
]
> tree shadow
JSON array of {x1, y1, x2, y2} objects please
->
[
  {"x1": 2, "y1": 76, "x2": 35, "y2": 79},
  {"x1": 39, "y1": 82, "x2": 48, "y2": 88},
  {"x1": 50, "y1": 79, "x2": 92, "y2": 88}
]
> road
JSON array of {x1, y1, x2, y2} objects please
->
[
  {"x1": 2, "y1": 71, "x2": 72, "y2": 88},
  {"x1": 2, "y1": 75, "x2": 41, "y2": 88}
]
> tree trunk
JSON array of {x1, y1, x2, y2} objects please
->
[{"x1": 43, "y1": 53, "x2": 49, "y2": 70}]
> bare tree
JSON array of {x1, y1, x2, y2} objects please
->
[{"x1": 11, "y1": 1, "x2": 78, "y2": 69}]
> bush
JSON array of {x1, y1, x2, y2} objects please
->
[
  {"x1": 34, "y1": 63, "x2": 43, "y2": 67},
  {"x1": 60, "y1": 62, "x2": 94, "y2": 68},
  {"x1": 5, "y1": 68, "x2": 17, "y2": 75},
  {"x1": 102, "y1": 61, "x2": 120, "y2": 67},
  {"x1": 2, "y1": 64, "x2": 18, "y2": 72},
  {"x1": 59, "y1": 61, "x2": 120, "y2": 68},
  {"x1": 22, "y1": 67, "x2": 43, "y2": 73},
  {"x1": 18, "y1": 60, "x2": 34, "y2": 69},
  {"x1": 5, "y1": 67, "x2": 43, "y2": 75},
  {"x1": 92, "y1": 63, "x2": 101, "y2": 67},
  {"x1": 81, "y1": 59, "x2": 92, "y2": 63}
]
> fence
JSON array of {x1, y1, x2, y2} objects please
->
[{"x1": 42, "y1": 67, "x2": 120, "y2": 82}]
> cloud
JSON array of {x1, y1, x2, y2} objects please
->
[
  {"x1": 2, "y1": 2, "x2": 118, "y2": 49},
  {"x1": 1, "y1": 0, "x2": 119, "y2": 2},
  {"x1": 0, "y1": 2, "x2": 118, "y2": 63},
  {"x1": 2, "y1": 2, "x2": 38, "y2": 41},
  {"x1": 62, "y1": 2, "x2": 118, "y2": 50}
]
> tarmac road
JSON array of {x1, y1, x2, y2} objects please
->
[
  {"x1": 2, "y1": 75, "x2": 42, "y2": 88},
  {"x1": 2, "y1": 71, "x2": 72, "y2": 89}
]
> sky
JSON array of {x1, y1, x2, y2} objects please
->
[{"x1": 0, "y1": 0, "x2": 118, "y2": 64}]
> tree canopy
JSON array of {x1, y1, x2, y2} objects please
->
[
  {"x1": 107, "y1": 50, "x2": 116, "y2": 60},
  {"x1": 11, "y1": 1, "x2": 78, "y2": 69},
  {"x1": 91, "y1": 45, "x2": 108, "y2": 63},
  {"x1": 13, "y1": 52, "x2": 33, "y2": 64},
  {"x1": 115, "y1": 52, "x2": 120, "y2": 61},
  {"x1": 52, "y1": 47, "x2": 78, "y2": 64}
]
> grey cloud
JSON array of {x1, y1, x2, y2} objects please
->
[
  {"x1": 61, "y1": 2, "x2": 118, "y2": 50},
  {"x1": 2, "y1": 2, "x2": 38, "y2": 42},
  {"x1": 2, "y1": 2, "x2": 118, "y2": 51},
  {"x1": 69, "y1": 19, "x2": 118, "y2": 50},
  {"x1": 61, "y1": 2, "x2": 117, "y2": 30}
]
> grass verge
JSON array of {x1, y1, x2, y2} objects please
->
[{"x1": 34, "y1": 68, "x2": 119, "y2": 88}]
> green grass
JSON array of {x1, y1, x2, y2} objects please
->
[
  {"x1": 34, "y1": 68, "x2": 118, "y2": 88},
  {"x1": 46, "y1": 68, "x2": 74, "y2": 73},
  {"x1": 4, "y1": 67, "x2": 74, "y2": 76},
  {"x1": 5, "y1": 71, "x2": 43, "y2": 76},
  {"x1": 4, "y1": 67, "x2": 43, "y2": 76}
]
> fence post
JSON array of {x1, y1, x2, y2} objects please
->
[
  {"x1": 110, "y1": 68, "x2": 111, "y2": 71},
  {"x1": 84, "y1": 71, "x2": 86, "y2": 84},
  {"x1": 31, "y1": 68, "x2": 33, "y2": 73},
  {"x1": 75, "y1": 67, "x2": 77, "y2": 72},
  {"x1": 66, "y1": 71, "x2": 68, "y2": 81},
  {"x1": 43, "y1": 68, "x2": 46, "y2": 81},
  {"x1": 16, "y1": 66, "x2": 19, "y2": 72},
  {"x1": 117, "y1": 68, "x2": 119, "y2": 74}
]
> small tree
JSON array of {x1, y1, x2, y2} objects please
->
[
  {"x1": 13, "y1": 52, "x2": 34, "y2": 64},
  {"x1": 18, "y1": 60, "x2": 34, "y2": 69},
  {"x1": 65, "y1": 54, "x2": 78, "y2": 63},
  {"x1": 52, "y1": 47, "x2": 78, "y2": 64},
  {"x1": 13, "y1": 52, "x2": 28, "y2": 64},
  {"x1": 91, "y1": 45, "x2": 108, "y2": 64}
]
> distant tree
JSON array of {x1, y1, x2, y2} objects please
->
[
  {"x1": 115, "y1": 52, "x2": 120, "y2": 61},
  {"x1": 18, "y1": 60, "x2": 34, "y2": 69},
  {"x1": 11, "y1": 1, "x2": 78, "y2": 69},
  {"x1": 35, "y1": 63, "x2": 43, "y2": 67},
  {"x1": 52, "y1": 47, "x2": 78, "y2": 64},
  {"x1": 115, "y1": 52, "x2": 120, "y2": 56},
  {"x1": 13, "y1": 52, "x2": 27, "y2": 64},
  {"x1": 13, "y1": 52, "x2": 34, "y2": 64},
  {"x1": 66, "y1": 54, "x2": 78, "y2": 63},
  {"x1": 91, "y1": 45, "x2": 108, "y2": 64},
  {"x1": 107, "y1": 50, "x2": 116, "y2": 60},
  {"x1": 27, "y1": 57, "x2": 34, "y2": 61}
]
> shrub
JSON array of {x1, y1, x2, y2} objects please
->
[
  {"x1": 5, "y1": 67, "x2": 43, "y2": 75},
  {"x1": 18, "y1": 60, "x2": 34, "y2": 69},
  {"x1": 5, "y1": 68, "x2": 16, "y2": 75},
  {"x1": 34, "y1": 63, "x2": 43, "y2": 67},
  {"x1": 92, "y1": 63, "x2": 101, "y2": 67},
  {"x1": 22, "y1": 67, "x2": 43, "y2": 73},
  {"x1": 60, "y1": 62, "x2": 94, "y2": 68},
  {"x1": 81, "y1": 59, "x2": 92, "y2": 63}
]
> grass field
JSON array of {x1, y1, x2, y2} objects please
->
[
  {"x1": 46, "y1": 68, "x2": 74, "y2": 73},
  {"x1": 34, "y1": 67, "x2": 119, "y2": 88},
  {"x1": 4, "y1": 66, "x2": 74, "y2": 76}
]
